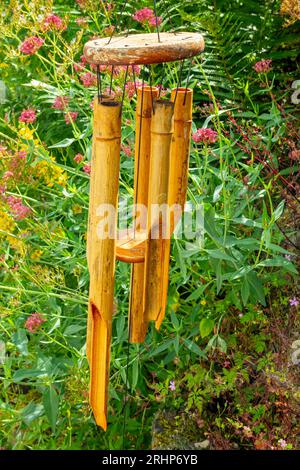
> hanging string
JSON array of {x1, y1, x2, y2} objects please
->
[
  {"x1": 183, "y1": 58, "x2": 192, "y2": 105},
  {"x1": 108, "y1": 0, "x2": 130, "y2": 44},
  {"x1": 149, "y1": 66, "x2": 156, "y2": 114},
  {"x1": 161, "y1": 0, "x2": 177, "y2": 34},
  {"x1": 173, "y1": 59, "x2": 185, "y2": 106},
  {"x1": 120, "y1": 65, "x2": 129, "y2": 116},
  {"x1": 96, "y1": 65, "x2": 102, "y2": 103},
  {"x1": 132, "y1": 65, "x2": 138, "y2": 97},
  {"x1": 109, "y1": 65, "x2": 115, "y2": 95},
  {"x1": 153, "y1": 0, "x2": 161, "y2": 42}
]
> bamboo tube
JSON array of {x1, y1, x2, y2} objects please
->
[
  {"x1": 155, "y1": 87, "x2": 193, "y2": 331},
  {"x1": 129, "y1": 86, "x2": 159, "y2": 343},
  {"x1": 144, "y1": 100, "x2": 174, "y2": 323},
  {"x1": 86, "y1": 97, "x2": 115, "y2": 362},
  {"x1": 168, "y1": 88, "x2": 193, "y2": 230},
  {"x1": 87, "y1": 99, "x2": 121, "y2": 430}
]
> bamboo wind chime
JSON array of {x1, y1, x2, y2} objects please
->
[{"x1": 83, "y1": 12, "x2": 204, "y2": 430}]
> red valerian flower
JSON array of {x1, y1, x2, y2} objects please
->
[
  {"x1": 25, "y1": 312, "x2": 46, "y2": 333},
  {"x1": 253, "y1": 59, "x2": 272, "y2": 73},
  {"x1": 19, "y1": 109, "x2": 37, "y2": 123},
  {"x1": 121, "y1": 144, "x2": 132, "y2": 157},
  {"x1": 74, "y1": 153, "x2": 84, "y2": 164},
  {"x1": 83, "y1": 163, "x2": 91, "y2": 174},
  {"x1": 6, "y1": 195, "x2": 31, "y2": 220},
  {"x1": 52, "y1": 96, "x2": 69, "y2": 110},
  {"x1": 42, "y1": 14, "x2": 67, "y2": 32},
  {"x1": 64, "y1": 111, "x2": 78, "y2": 125},
  {"x1": 19, "y1": 36, "x2": 44, "y2": 55},
  {"x1": 133, "y1": 7, "x2": 162, "y2": 26},
  {"x1": 79, "y1": 71, "x2": 97, "y2": 87},
  {"x1": 192, "y1": 128, "x2": 218, "y2": 144}
]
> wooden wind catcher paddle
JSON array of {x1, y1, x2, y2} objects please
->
[{"x1": 83, "y1": 13, "x2": 204, "y2": 430}]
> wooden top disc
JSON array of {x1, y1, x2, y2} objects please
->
[{"x1": 83, "y1": 32, "x2": 204, "y2": 66}]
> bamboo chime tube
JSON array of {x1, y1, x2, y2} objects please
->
[
  {"x1": 87, "y1": 99, "x2": 121, "y2": 431},
  {"x1": 144, "y1": 100, "x2": 174, "y2": 323},
  {"x1": 169, "y1": 87, "x2": 193, "y2": 230},
  {"x1": 129, "y1": 86, "x2": 159, "y2": 343},
  {"x1": 155, "y1": 87, "x2": 193, "y2": 330}
]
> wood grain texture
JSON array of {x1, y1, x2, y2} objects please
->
[
  {"x1": 129, "y1": 86, "x2": 159, "y2": 343},
  {"x1": 155, "y1": 87, "x2": 193, "y2": 331},
  {"x1": 87, "y1": 99, "x2": 121, "y2": 431},
  {"x1": 144, "y1": 100, "x2": 174, "y2": 323},
  {"x1": 84, "y1": 32, "x2": 204, "y2": 65}
]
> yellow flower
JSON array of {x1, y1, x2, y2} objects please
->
[
  {"x1": 0, "y1": 210, "x2": 15, "y2": 232},
  {"x1": 19, "y1": 126, "x2": 34, "y2": 140},
  {"x1": 200, "y1": 299, "x2": 207, "y2": 306},
  {"x1": 72, "y1": 204, "x2": 83, "y2": 214},
  {"x1": 6, "y1": 236, "x2": 26, "y2": 255},
  {"x1": 30, "y1": 249, "x2": 43, "y2": 260}
]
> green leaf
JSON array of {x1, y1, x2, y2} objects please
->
[
  {"x1": 12, "y1": 328, "x2": 28, "y2": 356},
  {"x1": 13, "y1": 369, "x2": 46, "y2": 382},
  {"x1": 183, "y1": 339, "x2": 206, "y2": 358},
  {"x1": 199, "y1": 318, "x2": 214, "y2": 338},
  {"x1": 258, "y1": 258, "x2": 298, "y2": 274},
  {"x1": 217, "y1": 336, "x2": 227, "y2": 353},
  {"x1": 21, "y1": 403, "x2": 44, "y2": 425},
  {"x1": 273, "y1": 200, "x2": 285, "y2": 221},
  {"x1": 48, "y1": 138, "x2": 76, "y2": 148},
  {"x1": 131, "y1": 358, "x2": 139, "y2": 391},
  {"x1": 247, "y1": 271, "x2": 266, "y2": 306},
  {"x1": 186, "y1": 283, "x2": 208, "y2": 302},
  {"x1": 241, "y1": 277, "x2": 250, "y2": 305},
  {"x1": 43, "y1": 386, "x2": 59, "y2": 433}
]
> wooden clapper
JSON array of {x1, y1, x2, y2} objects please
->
[{"x1": 83, "y1": 30, "x2": 204, "y2": 430}]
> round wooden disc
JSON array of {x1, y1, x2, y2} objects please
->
[{"x1": 83, "y1": 32, "x2": 204, "y2": 66}]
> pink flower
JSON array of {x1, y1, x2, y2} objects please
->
[
  {"x1": 3, "y1": 171, "x2": 14, "y2": 180},
  {"x1": 289, "y1": 296, "x2": 299, "y2": 307},
  {"x1": 192, "y1": 128, "x2": 218, "y2": 144},
  {"x1": 133, "y1": 8, "x2": 161, "y2": 27},
  {"x1": 79, "y1": 71, "x2": 97, "y2": 87},
  {"x1": 253, "y1": 59, "x2": 272, "y2": 74},
  {"x1": 64, "y1": 111, "x2": 78, "y2": 125},
  {"x1": 52, "y1": 96, "x2": 69, "y2": 110},
  {"x1": 19, "y1": 109, "x2": 36, "y2": 123},
  {"x1": 76, "y1": 17, "x2": 88, "y2": 27},
  {"x1": 42, "y1": 14, "x2": 66, "y2": 32},
  {"x1": 83, "y1": 163, "x2": 91, "y2": 174},
  {"x1": 20, "y1": 36, "x2": 44, "y2": 55},
  {"x1": 169, "y1": 380, "x2": 176, "y2": 391},
  {"x1": 148, "y1": 15, "x2": 162, "y2": 26},
  {"x1": 74, "y1": 62, "x2": 84, "y2": 72},
  {"x1": 125, "y1": 81, "x2": 137, "y2": 99},
  {"x1": 6, "y1": 195, "x2": 31, "y2": 220},
  {"x1": 278, "y1": 439, "x2": 287, "y2": 449},
  {"x1": 25, "y1": 312, "x2": 46, "y2": 333},
  {"x1": 74, "y1": 153, "x2": 84, "y2": 164},
  {"x1": 121, "y1": 144, "x2": 132, "y2": 157},
  {"x1": 17, "y1": 150, "x2": 27, "y2": 159}
]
